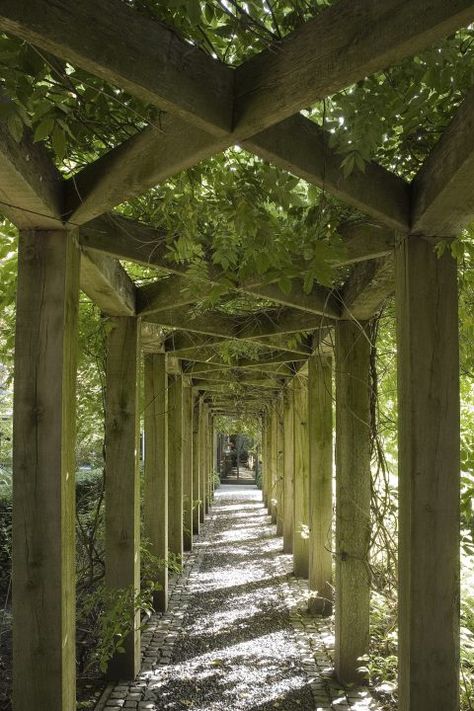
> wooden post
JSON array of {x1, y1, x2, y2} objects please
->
[
  {"x1": 270, "y1": 405, "x2": 278, "y2": 524},
  {"x1": 144, "y1": 353, "x2": 168, "y2": 612},
  {"x1": 13, "y1": 230, "x2": 80, "y2": 711},
  {"x1": 396, "y1": 237, "x2": 460, "y2": 711},
  {"x1": 105, "y1": 316, "x2": 140, "y2": 679},
  {"x1": 283, "y1": 386, "x2": 295, "y2": 553},
  {"x1": 168, "y1": 374, "x2": 183, "y2": 558},
  {"x1": 192, "y1": 398, "x2": 201, "y2": 534},
  {"x1": 276, "y1": 395, "x2": 284, "y2": 536},
  {"x1": 262, "y1": 414, "x2": 270, "y2": 508},
  {"x1": 335, "y1": 320, "x2": 371, "y2": 684},
  {"x1": 293, "y1": 375, "x2": 309, "y2": 578},
  {"x1": 199, "y1": 405, "x2": 206, "y2": 521},
  {"x1": 182, "y1": 381, "x2": 193, "y2": 551},
  {"x1": 208, "y1": 413, "x2": 214, "y2": 501},
  {"x1": 201, "y1": 404, "x2": 209, "y2": 514},
  {"x1": 308, "y1": 354, "x2": 334, "y2": 616}
]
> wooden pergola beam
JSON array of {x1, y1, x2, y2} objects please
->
[
  {"x1": 168, "y1": 347, "x2": 307, "y2": 369},
  {"x1": 234, "y1": 0, "x2": 474, "y2": 136},
  {"x1": 0, "y1": 0, "x2": 233, "y2": 136},
  {"x1": 4, "y1": 0, "x2": 470, "y2": 232},
  {"x1": 146, "y1": 306, "x2": 329, "y2": 348},
  {"x1": 82, "y1": 213, "x2": 340, "y2": 318},
  {"x1": 245, "y1": 116, "x2": 410, "y2": 232},
  {"x1": 67, "y1": 121, "x2": 229, "y2": 225},
  {"x1": 0, "y1": 122, "x2": 63, "y2": 230},
  {"x1": 235, "y1": 308, "x2": 332, "y2": 340},
  {"x1": 188, "y1": 370, "x2": 289, "y2": 386},
  {"x1": 145, "y1": 308, "x2": 237, "y2": 340},
  {"x1": 192, "y1": 378, "x2": 282, "y2": 392},
  {"x1": 183, "y1": 361, "x2": 293, "y2": 377},
  {"x1": 80, "y1": 250, "x2": 136, "y2": 316},
  {"x1": 411, "y1": 87, "x2": 474, "y2": 236},
  {"x1": 0, "y1": 121, "x2": 138, "y2": 318},
  {"x1": 340, "y1": 255, "x2": 394, "y2": 320}
]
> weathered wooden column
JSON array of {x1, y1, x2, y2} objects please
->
[
  {"x1": 105, "y1": 316, "x2": 141, "y2": 679},
  {"x1": 208, "y1": 413, "x2": 215, "y2": 501},
  {"x1": 262, "y1": 413, "x2": 270, "y2": 508},
  {"x1": 293, "y1": 375, "x2": 309, "y2": 578},
  {"x1": 308, "y1": 354, "x2": 334, "y2": 616},
  {"x1": 13, "y1": 230, "x2": 80, "y2": 711},
  {"x1": 276, "y1": 395, "x2": 285, "y2": 536},
  {"x1": 283, "y1": 386, "x2": 295, "y2": 553},
  {"x1": 335, "y1": 320, "x2": 371, "y2": 684},
  {"x1": 168, "y1": 373, "x2": 184, "y2": 559},
  {"x1": 192, "y1": 398, "x2": 201, "y2": 534},
  {"x1": 182, "y1": 381, "x2": 193, "y2": 551},
  {"x1": 270, "y1": 405, "x2": 278, "y2": 524},
  {"x1": 144, "y1": 352, "x2": 168, "y2": 611},
  {"x1": 201, "y1": 403, "x2": 209, "y2": 514},
  {"x1": 198, "y1": 404, "x2": 206, "y2": 521},
  {"x1": 396, "y1": 236, "x2": 460, "y2": 711}
]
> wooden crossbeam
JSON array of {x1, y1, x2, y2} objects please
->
[
  {"x1": 0, "y1": 120, "x2": 138, "y2": 316},
  {"x1": 145, "y1": 306, "x2": 328, "y2": 345},
  {"x1": 145, "y1": 307, "x2": 236, "y2": 340},
  {"x1": 67, "y1": 113, "x2": 409, "y2": 230},
  {"x1": 84, "y1": 213, "x2": 395, "y2": 321},
  {"x1": 339, "y1": 255, "x2": 394, "y2": 320},
  {"x1": 192, "y1": 378, "x2": 282, "y2": 391},
  {"x1": 182, "y1": 361, "x2": 293, "y2": 377},
  {"x1": 184, "y1": 367, "x2": 291, "y2": 382},
  {"x1": 66, "y1": 121, "x2": 229, "y2": 225},
  {"x1": 82, "y1": 213, "x2": 338, "y2": 318},
  {"x1": 245, "y1": 116, "x2": 410, "y2": 232},
  {"x1": 80, "y1": 250, "x2": 136, "y2": 316},
  {"x1": 171, "y1": 347, "x2": 307, "y2": 366},
  {"x1": 3, "y1": 0, "x2": 471, "y2": 233},
  {"x1": 234, "y1": 0, "x2": 474, "y2": 136},
  {"x1": 0, "y1": 0, "x2": 233, "y2": 136},
  {"x1": 79, "y1": 213, "x2": 173, "y2": 268},
  {"x1": 235, "y1": 308, "x2": 331, "y2": 340},
  {"x1": 411, "y1": 87, "x2": 474, "y2": 236},
  {"x1": 0, "y1": 122, "x2": 63, "y2": 229},
  {"x1": 137, "y1": 274, "x2": 209, "y2": 314}
]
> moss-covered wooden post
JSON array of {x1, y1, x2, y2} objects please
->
[
  {"x1": 192, "y1": 398, "x2": 201, "y2": 534},
  {"x1": 262, "y1": 413, "x2": 270, "y2": 508},
  {"x1": 208, "y1": 413, "x2": 215, "y2": 501},
  {"x1": 105, "y1": 316, "x2": 141, "y2": 680},
  {"x1": 396, "y1": 237, "x2": 460, "y2": 711},
  {"x1": 270, "y1": 405, "x2": 278, "y2": 524},
  {"x1": 308, "y1": 354, "x2": 334, "y2": 616},
  {"x1": 201, "y1": 403, "x2": 210, "y2": 514},
  {"x1": 168, "y1": 373, "x2": 184, "y2": 558},
  {"x1": 199, "y1": 404, "x2": 206, "y2": 521},
  {"x1": 13, "y1": 230, "x2": 80, "y2": 711},
  {"x1": 293, "y1": 375, "x2": 309, "y2": 578},
  {"x1": 276, "y1": 394, "x2": 284, "y2": 536},
  {"x1": 144, "y1": 352, "x2": 168, "y2": 611},
  {"x1": 283, "y1": 386, "x2": 295, "y2": 553},
  {"x1": 182, "y1": 380, "x2": 193, "y2": 551},
  {"x1": 335, "y1": 320, "x2": 371, "y2": 684}
]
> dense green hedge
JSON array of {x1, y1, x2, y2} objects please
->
[{"x1": 0, "y1": 469, "x2": 104, "y2": 601}]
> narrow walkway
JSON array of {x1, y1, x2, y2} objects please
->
[{"x1": 101, "y1": 486, "x2": 378, "y2": 711}]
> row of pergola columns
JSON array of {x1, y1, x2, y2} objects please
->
[
  {"x1": 259, "y1": 236, "x2": 461, "y2": 709},
  {"x1": 11, "y1": 228, "x2": 461, "y2": 711},
  {"x1": 12, "y1": 230, "x2": 218, "y2": 710}
]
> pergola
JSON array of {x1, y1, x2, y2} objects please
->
[{"x1": 1, "y1": 1, "x2": 472, "y2": 710}]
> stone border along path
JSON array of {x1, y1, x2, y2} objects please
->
[{"x1": 100, "y1": 485, "x2": 381, "y2": 711}]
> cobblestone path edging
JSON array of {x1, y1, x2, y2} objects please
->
[{"x1": 99, "y1": 486, "x2": 379, "y2": 711}]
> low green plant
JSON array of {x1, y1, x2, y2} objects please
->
[{"x1": 77, "y1": 540, "x2": 182, "y2": 673}]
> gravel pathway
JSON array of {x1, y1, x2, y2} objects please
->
[{"x1": 101, "y1": 485, "x2": 380, "y2": 711}]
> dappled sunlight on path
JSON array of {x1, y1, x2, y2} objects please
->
[{"x1": 100, "y1": 485, "x2": 381, "y2": 711}]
